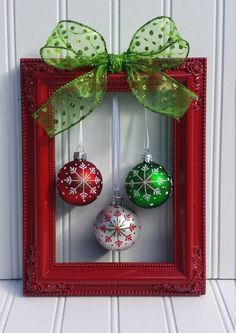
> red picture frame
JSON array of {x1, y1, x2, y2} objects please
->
[{"x1": 21, "y1": 58, "x2": 206, "y2": 296}]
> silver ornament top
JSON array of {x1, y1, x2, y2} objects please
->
[
  {"x1": 111, "y1": 191, "x2": 124, "y2": 206},
  {"x1": 74, "y1": 147, "x2": 87, "y2": 161},
  {"x1": 142, "y1": 150, "x2": 153, "y2": 163}
]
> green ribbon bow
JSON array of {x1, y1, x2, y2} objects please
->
[{"x1": 33, "y1": 16, "x2": 197, "y2": 137}]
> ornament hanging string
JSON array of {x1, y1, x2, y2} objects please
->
[
  {"x1": 78, "y1": 109, "x2": 83, "y2": 148},
  {"x1": 75, "y1": 109, "x2": 84, "y2": 156},
  {"x1": 112, "y1": 94, "x2": 120, "y2": 195},
  {"x1": 33, "y1": 16, "x2": 198, "y2": 137},
  {"x1": 143, "y1": 108, "x2": 150, "y2": 152}
]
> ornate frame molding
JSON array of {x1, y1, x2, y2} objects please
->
[{"x1": 21, "y1": 58, "x2": 206, "y2": 296}]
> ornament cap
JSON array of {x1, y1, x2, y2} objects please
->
[
  {"x1": 111, "y1": 191, "x2": 124, "y2": 206},
  {"x1": 142, "y1": 150, "x2": 153, "y2": 163},
  {"x1": 73, "y1": 148, "x2": 87, "y2": 161}
]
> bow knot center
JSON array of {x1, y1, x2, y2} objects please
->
[{"x1": 108, "y1": 54, "x2": 126, "y2": 73}]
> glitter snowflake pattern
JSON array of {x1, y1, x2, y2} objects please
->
[
  {"x1": 94, "y1": 206, "x2": 141, "y2": 251},
  {"x1": 128, "y1": 165, "x2": 166, "y2": 199},
  {"x1": 126, "y1": 162, "x2": 172, "y2": 208},
  {"x1": 64, "y1": 162, "x2": 101, "y2": 200},
  {"x1": 57, "y1": 160, "x2": 103, "y2": 206}
]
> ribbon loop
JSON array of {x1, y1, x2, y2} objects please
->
[{"x1": 34, "y1": 16, "x2": 198, "y2": 137}]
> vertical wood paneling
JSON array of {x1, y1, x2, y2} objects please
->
[
  {"x1": 162, "y1": 297, "x2": 178, "y2": 333},
  {"x1": 171, "y1": 280, "x2": 234, "y2": 333},
  {"x1": 172, "y1": 0, "x2": 233, "y2": 279},
  {"x1": 217, "y1": 280, "x2": 235, "y2": 326},
  {"x1": 173, "y1": 0, "x2": 214, "y2": 276},
  {"x1": 210, "y1": 0, "x2": 225, "y2": 278},
  {"x1": 5, "y1": 0, "x2": 21, "y2": 280},
  {"x1": 0, "y1": 0, "x2": 14, "y2": 279},
  {"x1": 110, "y1": 0, "x2": 121, "y2": 265},
  {"x1": 3, "y1": 282, "x2": 58, "y2": 333},
  {"x1": 119, "y1": 297, "x2": 168, "y2": 333},
  {"x1": 0, "y1": 281, "x2": 234, "y2": 333},
  {"x1": 0, "y1": 281, "x2": 16, "y2": 332},
  {"x1": 110, "y1": 297, "x2": 120, "y2": 333},
  {"x1": 14, "y1": 0, "x2": 59, "y2": 278},
  {"x1": 61, "y1": 298, "x2": 110, "y2": 333},
  {"x1": 50, "y1": 298, "x2": 66, "y2": 333},
  {"x1": 0, "y1": 281, "x2": 12, "y2": 317},
  {"x1": 68, "y1": 0, "x2": 109, "y2": 45},
  {"x1": 0, "y1": 0, "x2": 234, "y2": 283},
  {"x1": 0, "y1": 1, "x2": 234, "y2": 332},
  {"x1": 110, "y1": 3, "x2": 120, "y2": 332},
  {"x1": 210, "y1": 280, "x2": 234, "y2": 333},
  {"x1": 58, "y1": 0, "x2": 68, "y2": 20},
  {"x1": 218, "y1": 0, "x2": 235, "y2": 278}
]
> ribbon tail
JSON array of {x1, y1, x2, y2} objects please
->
[
  {"x1": 127, "y1": 66, "x2": 197, "y2": 119},
  {"x1": 32, "y1": 65, "x2": 107, "y2": 137}
]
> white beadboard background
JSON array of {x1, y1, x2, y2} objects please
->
[{"x1": 0, "y1": 0, "x2": 235, "y2": 332}]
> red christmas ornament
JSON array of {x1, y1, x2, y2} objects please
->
[{"x1": 56, "y1": 150, "x2": 103, "y2": 206}]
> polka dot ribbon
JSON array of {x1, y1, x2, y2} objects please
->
[{"x1": 33, "y1": 16, "x2": 197, "y2": 137}]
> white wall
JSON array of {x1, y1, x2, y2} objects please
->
[{"x1": 0, "y1": 0, "x2": 234, "y2": 282}]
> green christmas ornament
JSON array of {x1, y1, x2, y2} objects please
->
[{"x1": 125, "y1": 151, "x2": 173, "y2": 208}]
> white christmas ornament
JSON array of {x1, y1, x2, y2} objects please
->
[{"x1": 94, "y1": 195, "x2": 141, "y2": 251}]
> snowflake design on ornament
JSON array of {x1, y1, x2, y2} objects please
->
[
  {"x1": 63, "y1": 162, "x2": 101, "y2": 201},
  {"x1": 95, "y1": 207, "x2": 141, "y2": 250},
  {"x1": 101, "y1": 210, "x2": 134, "y2": 248},
  {"x1": 57, "y1": 159, "x2": 103, "y2": 206},
  {"x1": 125, "y1": 161, "x2": 173, "y2": 208},
  {"x1": 126, "y1": 164, "x2": 165, "y2": 201}
]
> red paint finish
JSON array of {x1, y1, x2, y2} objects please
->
[{"x1": 21, "y1": 58, "x2": 206, "y2": 296}]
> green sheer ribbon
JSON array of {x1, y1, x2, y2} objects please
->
[{"x1": 33, "y1": 16, "x2": 197, "y2": 137}]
